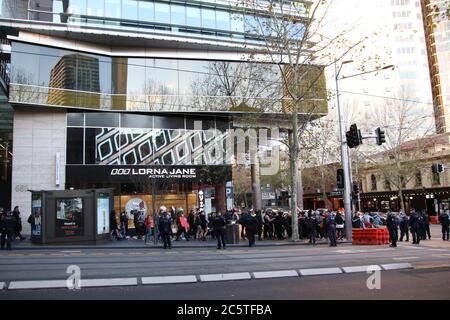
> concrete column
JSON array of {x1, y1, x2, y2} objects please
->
[{"x1": 11, "y1": 108, "x2": 66, "y2": 235}]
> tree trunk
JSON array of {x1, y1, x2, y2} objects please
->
[
  {"x1": 398, "y1": 188, "x2": 406, "y2": 213},
  {"x1": 297, "y1": 165, "x2": 304, "y2": 211}
]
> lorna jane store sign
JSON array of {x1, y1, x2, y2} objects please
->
[
  {"x1": 66, "y1": 165, "x2": 232, "y2": 183},
  {"x1": 110, "y1": 167, "x2": 197, "y2": 179}
]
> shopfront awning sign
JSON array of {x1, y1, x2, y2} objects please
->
[{"x1": 262, "y1": 192, "x2": 276, "y2": 200}]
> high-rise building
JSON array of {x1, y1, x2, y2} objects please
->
[
  {"x1": 0, "y1": 0, "x2": 327, "y2": 235},
  {"x1": 421, "y1": 0, "x2": 450, "y2": 133}
]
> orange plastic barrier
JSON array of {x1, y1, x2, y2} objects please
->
[
  {"x1": 430, "y1": 216, "x2": 439, "y2": 224},
  {"x1": 352, "y1": 228, "x2": 390, "y2": 245}
]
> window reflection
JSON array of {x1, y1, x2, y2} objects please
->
[
  {"x1": 201, "y1": 8, "x2": 216, "y2": 29},
  {"x1": 105, "y1": 0, "x2": 121, "y2": 19},
  {"x1": 186, "y1": 6, "x2": 201, "y2": 28},
  {"x1": 86, "y1": 0, "x2": 104, "y2": 16},
  {"x1": 138, "y1": 0, "x2": 154, "y2": 22},
  {"x1": 122, "y1": 0, "x2": 138, "y2": 20},
  {"x1": 154, "y1": 2, "x2": 170, "y2": 24},
  {"x1": 171, "y1": 4, "x2": 186, "y2": 26}
]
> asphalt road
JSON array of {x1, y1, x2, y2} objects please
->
[
  {"x1": 2, "y1": 268, "x2": 449, "y2": 300},
  {"x1": 0, "y1": 242, "x2": 449, "y2": 281}
]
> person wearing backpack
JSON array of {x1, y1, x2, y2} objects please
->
[
  {"x1": 438, "y1": 210, "x2": 450, "y2": 241},
  {"x1": 335, "y1": 212, "x2": 345, "y2": 240}
]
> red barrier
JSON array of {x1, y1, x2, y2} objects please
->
[
  {"x1": 352, "y1": 228, "x2": 390, "y2": 245},
  {"x1": 430, "y1": 216, "x2": 439, "y2": 224}
]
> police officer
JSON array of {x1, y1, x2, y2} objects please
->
[
  {"x1": 240, "y1": 211, "x2": 259, "y2": 247},
  {"x1": 212, "y1": 212, "x2": 226, "y2": 249},
  {"x1": 158, "y1": 206, "x2": 172, "y2": 249},
  {"x1": 386, "y1": 211, "x2": 399, "y2": 248},
  {"x1": 1, "y1": 210, "x2": 17, "y2": 250},
  {"x1": 421, "y1": 210, "x2": 431, "y2": 240},
  {"x1": 438, "y1": 210, "x2": 450, "y2": 241},
  {"x1": 326, "y1": 213, "x2": 337, "y2": 247},
  {"x1": 307, "y1": 211, "x2": 318, "y2": 245},
  {"x1": 409, "y1": 209, "x2": 421, "y2": 245},
  {"x1": 399, "y1": 212, "x2": 409, "y2": 242}
]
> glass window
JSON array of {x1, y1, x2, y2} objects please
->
[
  {"x1": 39, "y1": 47, "x2": 67, "y2": 87},
  {"x1": 154, "y1": 2, "x2": 170, "y2": 24},
  {"x1": 68, "y1": 0, "x2": 87, "y2": 14},
  {"x1": 186, "y1": 6, "x2": 201, "y2": 27},
  {"x1": 178, "y1": 60, "x2": 209, "y2": 95},
  {"x1": 147, "y1": 59, "x2": 178, "y2": 96},
  {"x1": 244, "y1": 14, "x2": 258, "y2": 33},
  {"x1": 105, "y1": 0, "x2": 120, "y2": 18},
  {"x1": 201, "y1": 8, "x2": 215, "y2": 29},
  {"x1": 11, "y1": 43, "x2": 42, "y2": 86},
  {"x1": 84, "y1": 128, "x2": 97, "y2": 164},
  {"x1": 87, "y1": 0, "x2": 104, "y2": 16},
  {"x1": 85, "y1": 112, "x2": 119, "y2": 127},
  {"x1": 67, "y1": 112, "x2": 84, "y2": 126},
  {"x1": 138, "y1": 0, "x2": 154, "y2": 22},
  {"x1": 216, "y1": 10, "x2": 230, "y2": 31},
  {"x1": 122, "y1": 0, "x2": 138, "y2": 20},
  {"x1": 126, "y1": 58, "x2": 146, "y2": 96},
  {"x1": 154, "y1": 115, "x2": 184, "y2": 129},
  {"x1": 121, "y1": 113, "x2": 153, "y2": 128},
  {"x1": 171, "y1": 4, "x2": 186, "y2": 25},
  {"x1": 231, "y1": 13, "x2": 244, "y2": 35},
  {"x1": 67, "y1": 128, "x2": 84, "y2": 164}
]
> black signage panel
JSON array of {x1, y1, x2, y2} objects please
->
[{"x1": 66, "y1": 165, "x2": 232, "y2": 184}]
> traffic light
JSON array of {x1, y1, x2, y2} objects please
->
[
  {"x1": 432, "y1": 163, "x2": 445, "y2": 174},
  {"x1": 352, "y1": 181, "x2": 360, "y2": 196},
  {"x1": 347, "y1": 124, "x2": 362, "y2": 148},
  {"x1": 337, "y1": 169, "x2": 344, "y2": 189},
  {"x1": 375, "y1": 127, "x2": 386, "y2": 145}
]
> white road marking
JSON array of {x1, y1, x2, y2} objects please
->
[
  {"x1": 9, "y1": 280, "x2": 67, "y2": 290},
  {"x1": 393, "y1": 257, "x2": 419, "y2": 260},
  {"x1": 381, "y1": 263, "x2": 414, "y2": 270},
  {"x1": 252, "y1": 270, "x2": 298, "y2": 279},
  {"x1": 141, "y1": 275, "x2": 197, "y2": 285},
  {"x1": 199, "y1": 273, "x2": 251, "y2": 282},
  {"x1": 0, "y1": 282, "x2": 5, "y2": 290},
  {"x1": 432, "y1": 254, "x2": 450, "y2": 258},
  {"x1": 299, "y1": 268, "x2": 342, "y2": 276},
  {"x1": 342, "y1": 265, "x2": 382, "y2": 273},
  {"x1": 80, "y1": 278, "x2": 138, "y2": 288}
]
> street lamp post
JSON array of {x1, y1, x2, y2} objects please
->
[
  {"x1": 335, "y1": 61, "x2": 395, "y2": 241},
  {"x1": 335, "y1": 61, "x2": 353, "y2": 241}
]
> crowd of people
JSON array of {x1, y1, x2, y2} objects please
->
[{"x1": 108, "y1": 206, "x2": 350, "y2": 248}]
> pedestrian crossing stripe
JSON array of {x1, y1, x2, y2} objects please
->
[
  {"x1": 109, "y1": 252, "x2": 123, "y2": 255},
  {"x1": 49, "y1": 253, "x2": 64, "y2": 256},
  {"x1": 7, "y1": 253, "x2": 24, "y2": 256},
  {"x1": 30, "y1": 253, "x2": 45, "y2": 256}
]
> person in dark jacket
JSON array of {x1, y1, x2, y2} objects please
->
[
  {"x1": 240, "y1": 211, "x2": 259, "y2": 247},
  {"x1": 158, "y1": 207, "x2": 172, "y2": 249},
  {"x1": 263, "y1": 209, "x2": 274, "y2": 240},
  {"x1": 255, "y1": 210, "x2": 263, "y2": 240},
  {"x1": 1, "y1": 210, "x2": 17, "y2": 250},
  {"x1": 12, "y1": 206, "x2": 25, "y2": 240},
  {"x1": 120, "y1": 209, "x2": 128, "y2": 239},
  {"x1": 386, "y1": 211, "x2": 399, "y2": 247},
  {"x1": 274, "y1": 211, "x2": 284, "y2": 240},
  {"x1": 307, "y1": 212, "x2": 318, "y2": 245},
  {"x1": 399, "y1": 212, "x2": 409, "y2": 242},
  {"x1": 326, "y1": 213, "x2": 337, "y2": 247},
  {"x1": 409, "y1": 209, "x2": 421, "y2": 245},
  {"x1": 109, "y1": 210, "x2": 121, "y2": 240},
  {"x1": 438, "y1": 211, "x2": 450, "y2": 241},
  {"x1": 212, "y1": 212, "x2": 226, "y2": 249},
  {"x1": 421, "y1": 210, "x2": 431, "y2": 240}
]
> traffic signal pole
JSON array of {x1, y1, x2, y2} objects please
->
[{"x1": 335, "y1": 62, "x2": 353, "y2": 242}]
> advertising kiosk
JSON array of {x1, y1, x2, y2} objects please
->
[{"x1": 29, "y1": 188, "x2": 114, "y2": 245}]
